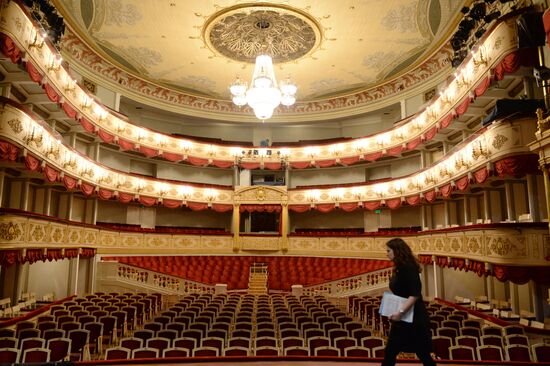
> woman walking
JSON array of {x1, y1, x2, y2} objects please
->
[{"x1": 381, "y1": 238, "x2": 436, "y2": 366}]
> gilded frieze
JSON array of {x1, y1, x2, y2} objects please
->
[
  {"x1": 348, "y1": 237, "x2": 375, "y2": 252},
  {"x1": 234, "y1": 186, "x2": 287, "y2": 203},
  {"x1": 319, "y1": 237, "x2": 346, "y2": 252},
  {"x1": 487, "y1": 235, "x2": 527, "y2": 258},
  {"x1": 201, "y1": 236, "x2": 232, "y2": 249},
  {"x1": 289, "y1": 237, "x2": 319, "y2": 251},
  {"x1": 172, "y1": 236, "x2": 201, "y2": 248},
  {"x1": 240, "y1": 236, "x2": 280, "y2": 251},
  {"x1": 28, "y1": 223, "x2": 47, "y2": 244},
  {"x1": 0, "y1": 222, "x2": 23, "y2": 242}
]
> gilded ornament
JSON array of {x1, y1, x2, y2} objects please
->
[
  {"x1": 256, "y1": 188, "x2": 266, "y2": 201},
  {"x1": 7, "y1": 119, "x2": 23, "y2": 134},
  {"x1": 490, "y1": 237, "x2": 511, "y2": 256},
  {"x1": 492, "y1": 134, "x2": 508, "y2": 150},
  {"x1": 0, "y1": 222, "x2": 21, "y2": 241}
]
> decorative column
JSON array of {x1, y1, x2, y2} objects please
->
[
  {"x1": 532, "y1": 280, "x2": 545, "y2": 322},
  {"x1": 0, "y1": 169, "x2": 5, "y2": 206},
  {"x1": 444, "y1": 201, "x2": 450, "y2": 227},
  {"x1": 43, "y1": 187, "x2": 52, "y2": 216},
  {"x1": 510, "y1": 283, "x2": 520, "y2": 313},
  {"x1": 463, "y1": 195, "x2": 471, "y2": 224},
  {"x1": 232, "y1": 204, "x2": 240, "y2": 252},
  {"x1": 66, "y1": 192, "x2": 74, "y2": 220},
  {"x1": 526, "y1": 174, "x2": 540, "y2": 222},
  {"x1": 233, "y1": 166, "x2": 240, "y2": 186},
  {"x1": 504, "y1": 181, "x2": 516, "y2": 222},
  {"x1": 285, "y1": 165, "x2": 290, "y2": 187},
  {"x1": 20, "y1": 179, "x2": 30, "y2": 211},
  {"x1": 544, "y1": 169, "x2": 550, "y2": 235},
  {"x1": 281, "y1": 203, "x2": 289, "y2": 252},
  {"x1": 421, "y1": 205, "x2": 428, "y2": 230},
  {"x1": 69, "y1": 132, "x2": 77, "y2": 148},
  {"x1": 433, "y1": 258, "x2": 439, "y2": 298},
  {"x1": 483, "y1": 190, "x2": 492, "y2": 223},
  {"x1": 486, "y1": 269, "x2": 495, "y2": 300},
  {"x1": 420, "y1": 150, "x2": 428, "y2": 168}
]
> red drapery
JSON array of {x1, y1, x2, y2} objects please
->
[
  {"x1": 315, "y1": 203, "x2": 336, "y2": 213},
  {"x1": 138, "y1": 146, "x2": 159, "y2": 158},
  {"x1": 187, "y1": 201, "x2": 209, "y2": 211},
  {"x1": 161, "y1": 198, "x2": 183, "y2": 208},
  {"x1": 80, "y1": 182, "x2": 95, "y2": 196},
  {"x1": 385, "y1": 198, "x2": 402, "y2": 210},
  {"x1": 316, "y1": 159, "x2": 336, "y2": 168},
  {"x1": 161, "y1": 152, "x2": 183, "y2": 162},
  {"x1": 211, "y1": 203, "x2": 233, "y2": 212},
  {"x1": 0, "y1": 140, "x2": 19, "y2": 161},
  {"x1": 264, "y1": 162, "x2": 282, "y2": 170},
  {"x1": 418, "y1": 255, "x2": 433, "y2": 264},
  {"x1": 439, "y1": 184, "x2": 453, "y2": 198},
  {"x1": 25, "y1": 61, "x2": 43, "y2": 83},
  {"x1": 340, "y1": 156, "x2": 360, "y2": 166},
  {"x1": 187, "y1": 156, "x2": 209, "y2": 166},
  {"x1": 43, "y1": 84, "x2": 60, "y2": 103},
  {"x1": 473, "y1": 167, "x2": 489, "y2": 184},
  {"x1": 211, "y1": 160, "x2": 234, "y2": 169},
  {"x1": 406, "y1": 137, "x2": 422, "y2": 151},
  {"x1": 43, "y1": 165, "x2": 59, "y2": 183},
  {"x1": 138, "y1": 196, "x2": 158, "y2": 206},
  {"x1": 455, "y1": 176, "x2": 470, "y2": 191},
  {"x1": 63, "y1": 175, "x2": 77, "y2": 190},
  {"x1": 97, "y1": 129, "x2": 115, "y2": 144},
  {"x1": 339, "y1": 202, "x2": 359, "y2": 212},
  {"x1": 0, "y1": 248, "x2": 96, "y2": 266},
  {"x1": 439, "y1": 114, "x2": 453, "y2": 129},
  {"x1": 405, "y1": 195, "x2": 421, "y2": 206},
  {"x1": 493, "y1": 265, "x2": 550, "y2": 285},
  {"x1": 424, "y1": 126, "x2": 438, "y2": 141},
  {"x1": 423, "y1": 190, "x2": 436, "y2": 203},
  {"x1": 24, "y1": 154, "x2": 41, "y2": 171},
  {"x1": 117, "y1": 192, "x2": 135, "y2": 203},
  {"x1": 288, "y1": 204, "x2": 311, "y2": 213},
  {"x1": 363, "y1": 201, "x2": 381, "y2": 211},
  {"x1": 240, "y1": 204, "x2": 281, "y2": 213},
  {"x1": 455, "y1": 97, "x2": 471, "y2": 116},
  {"x1": 61, "y1": 102, "x2": 78, "y2": 120},
  {"x1": 474, "y1": 76, "x2": 491, "y2": 97},
  {"x1": 0, "y1": 34, "x2": 22, "y2": 63},
  {"x1": 386, "y1": 145, "x2": 403, "y2": 156},
  {"x1": 118, "y1": 138, "x2": 135, "y2": 151},
  {"x1": 364, "y1": 152, "x2": 383, "y2": 162},
  {"x1": 79, "y1": 118, "x2": 95, "y2": 133},
  {"x1": 240, "y1": 161, "x2": 261, "y2": 170},
  {"x1": 290, "y1": 161, "x2": 311, "y2": 169},
  {"x1": 98, "y1": 188, "x2": 114, "y2": 200},
  {"x1": 495, "y1": 155, "x2": 539, "y2": 178}
]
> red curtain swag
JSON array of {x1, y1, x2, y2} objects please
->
[
  {"x1": 240, "y1": 204, "x2": 281, "y2": 213},
  {"x1": 0, "y1": 141, "x2": 19, "y2": 161}
]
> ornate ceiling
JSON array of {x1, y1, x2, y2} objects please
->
[{"x1": 54, "y1": 0, "x2": 468, "y2": 122}]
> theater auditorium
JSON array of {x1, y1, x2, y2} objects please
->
[{"x1": 0, "y1": 0, "x2": 549, "y2": 365}]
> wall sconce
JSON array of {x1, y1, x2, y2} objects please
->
[
  {"x1": 439, "y1": 91, "x2": 452, "y2": 107},
  {"x1": 374, "y1": 183, "x2": 388, "y2": 198},
  {"x1": 134, "y1": 179, "x2": 146, "y2": 193},
  {"x1": 136, "y1": 128, "x2": 148, "y2": 142},
  {"x1": 329, "y1": 144, "x2": 344, "y2": 156},
  {"x1": 63, "y1": 77, "x2": 76, "y2": 94},
  {"x1": 80, "y1": 163, "x2": 94, "y2": 178},
  {"x1": 471, "y1": 140, "x2": 489, "y2": 159},
  {"x1": 179, "y1": 140, "x2": 193, "y2": 153},
  {"x1": 304, "y1": 146, "x2": 319, "y2": 159},
  {"x1": 97, "y1": 171, "x2": 112, "y2": 184},
  {"x1": 351, "y1": 187, "x2": 364, "y2": 200},
  {"x1": 353, "y1": 139, "x2": 369, "y2": 153},
  {"x1": 47, "y1": 55, "x2": 62, "y2": 72},
  {"x1": 330, "y1": 188, "x2": 345, "y2": 201},
  {"x1": 306, "y1": 189, "x2": 320, "y2": 203},
  {"x1": 156, "y1": 182, "x2": 169, "y2": 197},
  {"x1": 114, "y1": 120, "x2": 126, "y2": 134},
  {"x1": 24, "y1": 126, "x2": 43, "y2": 145},
  {"x1": 177, "y1": 185, "x2": 194, "y2": 200},
  {"x1": 115, "y1": 175, "x2": 127, "y2": 189},
  {"x1": 279, "y1": 148, "x2": 290, "y2": 158},
  {"x1": 63, "y1": 153, "x2": 77, "y2": 169},
  {"x1": 204, "y1": 188, "x2": 218, "y2": 201},
  {"x1": 81, "y1": 96, "x2": 93, "y2": 110},
  {"x1": 28, "y1": 30, "x2": 45, "y2": 49},
  {"x1": 207, "y1": 145, "x2": 217, "y2": 156},
  {"x1": 94, "y1": 104, "x2": 108, "y2": 121},
  {"x1": 472, "y1": 46, "x2": 488, "y2": 68},
  {"x1": 392, "y1": 182, "x2": 404, "y2": 194}
]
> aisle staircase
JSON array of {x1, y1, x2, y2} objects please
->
[{"x1": 248, "y1": 262, "x2": 268, "y2": 295}]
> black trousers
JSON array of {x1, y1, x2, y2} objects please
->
[{"x1": 381, "y1": 323, "x2": 436, "y2": 366}]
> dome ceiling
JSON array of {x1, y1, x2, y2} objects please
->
[{"x1": 54, "y1": 0, "x2": 467, "y2": 122}]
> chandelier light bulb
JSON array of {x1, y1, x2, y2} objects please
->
[{"x1": 229, "y1": 54, "x2": 297, "y2": 120}]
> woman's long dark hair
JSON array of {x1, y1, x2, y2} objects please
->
[{"x1": 386, "y1": 238, "x2": 421, "y2": 272}]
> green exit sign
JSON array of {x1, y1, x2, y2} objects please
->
[{"x1": 374, "y1": 209, "x2": 381, "y2": 214}]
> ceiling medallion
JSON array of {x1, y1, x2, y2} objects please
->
[{"x1": 204, "y1": 4, "x2": 322, "y2": 64}]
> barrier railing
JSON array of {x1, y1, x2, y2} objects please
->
[
  {"x1": 97, "y1": 261, "x2": 215, "y2": 295},
  {"x1": 302, "y1": 267, "x2": 393, "y2": 297}
]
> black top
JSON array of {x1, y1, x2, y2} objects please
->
[{"x1": 387, "y1": 263, "x2": 432, "y2": 353}]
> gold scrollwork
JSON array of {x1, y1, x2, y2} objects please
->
[
  {"x1": 0, "y1": 222, "x2": 22, "y2": 241},
  {"x1": 7, "y1": 119, "x2": 23, "y2": 134}
]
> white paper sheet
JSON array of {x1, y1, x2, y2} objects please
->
[{"x1": 379, "y1": 291, "x2": 414, "y2": 323}]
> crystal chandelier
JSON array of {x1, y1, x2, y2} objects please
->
[{"x1": 230, "y1": 54, "x2": 297, "y2": 120}]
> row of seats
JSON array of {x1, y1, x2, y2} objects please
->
[
  {"x1": 105, "y1": 256, "x2": 391, "y2": 290},
  {"x1": 0, "y1": 291, "x2": 163, "y2": 362}
]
